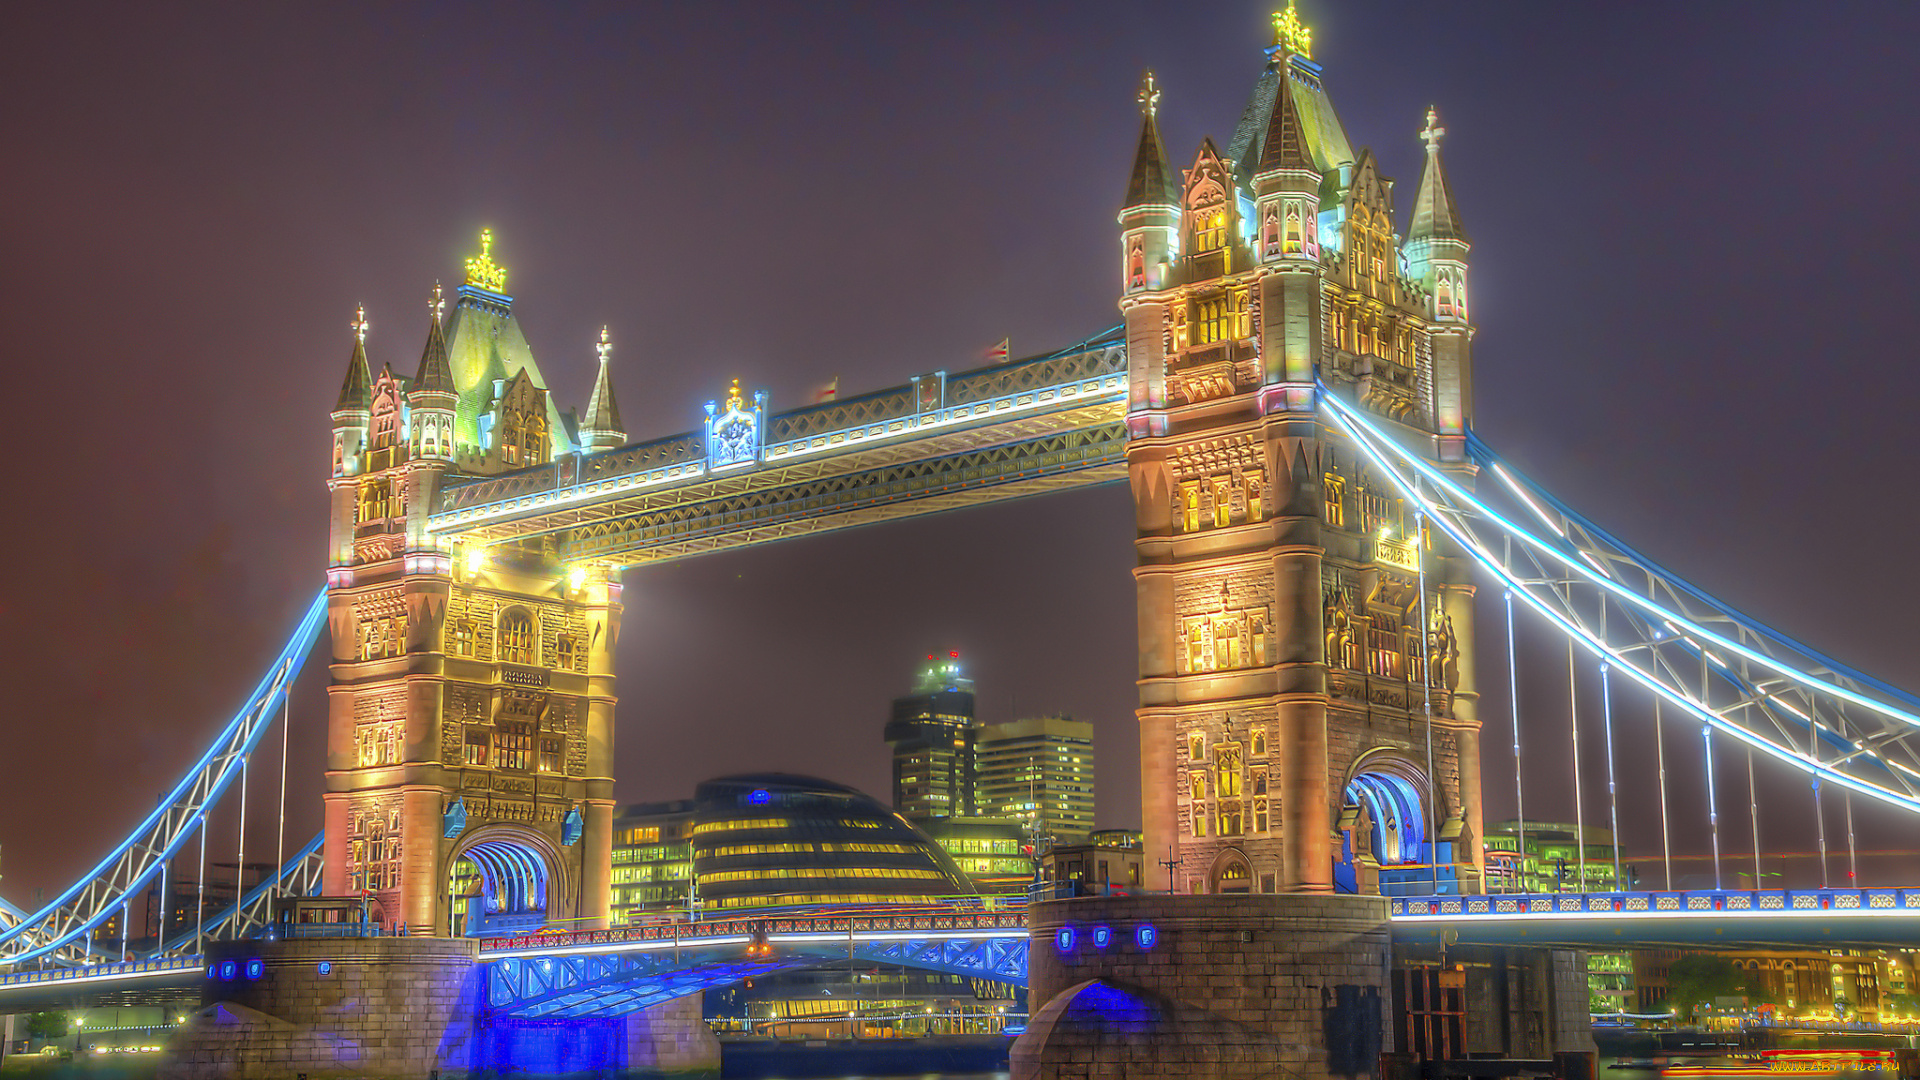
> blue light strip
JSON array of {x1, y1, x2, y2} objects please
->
[
  {"x1": 147, "y1": 832, "x2": 323, "y2": 959},
  {"x1": 1315, "y1": 390, "x2": 1920, "y2": 815},
  {"x1": 0, "y1": 589, "x2": 328, "y2": 962}
]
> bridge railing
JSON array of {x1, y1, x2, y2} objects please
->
[
  {"x1": 0, "y1": 956, "x2": 202, "y2": 991},
  {"x1": 1388, "y1": 887, "x2": 1917, "y2": 919},
  {"x1": 482, "y1": 902, "x2": 1028, "y2": 957}
]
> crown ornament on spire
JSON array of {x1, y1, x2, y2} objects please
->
[
  {"x1": 464, "y1": 228, "x2": 508, "y2": 293},
  {"x1": 1272, "y1": 0, "x2": 1313, "y2": 60},
  {"x1": 352, "y1": 304, "x2": 369, "y2": 344},
  {"x1": 1138, "y1": 71, "x2": 1161, "y2": 118},
  {"x1": 1420, "y1": 106, "x2": 1446, "y2": 152},
  {"x1": 724, "y1": 378, "x2": 745, "y2": 414},
  {"x1": 596, "y1": 325, "x2": 612, "y2": 365},
  {"x1": 430, "y1": 281, "x2": 445, "y2": 320}
]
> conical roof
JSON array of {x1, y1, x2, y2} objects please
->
[
  {"x1": 582, "y1": 329, "x2": 624, "y2": 444},
  {"x1": 412, "y1": 293, "x2": 455, "y2": 395},
  {"x1": 336, "y1": 335, "x2": 371, "y2": 413},
  {"x1": 1123, "y1": 74, "x2": 1179, "y2": 209},
  {"x1": 1256, "y1": 60, "x2": 1316, "y2": 175},
  {"x1": 1409, "y1": 109, "x2": 1467, "y2": 243}
]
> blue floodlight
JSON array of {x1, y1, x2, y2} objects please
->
[
  {"x1": 1055, "y1": 926, "x2": 1075, "y2": 952},
  {"x1": 1091, "y1": 925, "x2": 1111, "y2": 949},
  {"x1": 1135, "y1": 924, "x2": 1157, "y2": 949}
]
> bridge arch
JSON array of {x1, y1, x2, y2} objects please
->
[
  {"x1": 1206, "y1": 847, "x2": 1254, "y2": 894},
  {"x1": 1336, "y1": 750, "x2": 1448, "y2": 895},
  {"x1": 447, "y1": 824, "x2": 573, "y2": 938}
]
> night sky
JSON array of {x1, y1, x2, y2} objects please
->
[{"x1": 4, "y1": 1, "x2": 1918, "y2": 907}]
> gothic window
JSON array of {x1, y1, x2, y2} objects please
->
[
  {"x1": 1254, "y1": 799, "x2": 1270, "y2": 833},
  {"x1": 1330, "y1": 307, "x2": 1348, "y2": 351},
  {"x1": 1283, "y1": 206, "x2": 1302, "y2": 255},
  {"x1": 1216, "y1": 618, "x2": 1242, "y2": 669},
  {"x1": 538, "y1": 737, "x2": 563, "y2": 773},
  {"x1": 1189, "y1": 732, "x2": 1205, "y2": 762},
  {"x1": 1437, "y1": 276, "x2": 1455, "y2": 318},
  {"x1": 1250, "y1": 613, "x2": 1268, "y2": 665},
  {"x1": 358, "y1": 477, "x2": 392, "y2": 524},
  {"x1": 1264, "y1": 207, "x2": 1281, "y2": 257},
  {"x1": 1217, "y1": 802, "x2": 1244, "y2": 837},
  {"x1": 1231, "y1": 291, "x2": 1250, "y2": 339},
  {"x1": 359, "y1": 616, "x2": 405, "y2": 661},
  {"x1": 1252, "y1": 767, "x2": 1269, "y2": 796},
  {"x1": 463, "y1": 727, "x2": 489, "y2": 767},
  {"x1": 1192, "y1": 209, "x2": 1225, "y2": 253},
  {"x1": 1191, "y1": 807, "x2": 1208, "y2": 838},
  {"x1": 1185, "y1": 616, "x2": 1209, "y2": 673},
  {"x1": 1181, "y1": 483, "x2": 1201, "y2": 533},
  {"x1": 1324, "y1": 474, "x2": 1346, "y2": 527},
  {"x1": 494, "y1": 723, "x2": 531, "y2": 771},
  {"x1": 556, "y1": 633, "x2": 580, "y2": 671},
  {"x1": 448, "y1": 619, "x2": 476, "y2": 658},
  {"x1": 1212, "y1": 479, "x2": 1232, "y2": 528},
  {"x1": 1195, "y1": 296, "x2": 1228, "y2": 345},
  {"x1": 1215, "y1": 744, "x2": 1243, "y2": 798},
  {"x1": 1251, "y1": 728, "x2": 1267, "y2": 758},
  {"x1": 1127, "y1": 239, "x2": 1146, "y2": 289},
  {"x1": 1244, "y1": 473, "x2": 1263, "y2": 522},
  {"x1": 333, "y1": 436, "x2": 345, "y2": 475},
  {"x1": 499, "y1": 610, "x2": 535, "y2": 666},
  {"x1": 1369, "y1": 622, "x2": 1401, "y2": 679}
]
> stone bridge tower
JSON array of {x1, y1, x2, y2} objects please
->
[
  {"x1": 1121, "y1": 10, "x2": 1483, "y2": 896},
  {"x1": 323, "y1": 234, "x2": 623, "y2": 935}
]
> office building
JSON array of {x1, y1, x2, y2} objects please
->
[
  {"x1": 918, "y1": 816, "x2": 1034, "y2": 895},
  {"x1": 975, "y1": 715, "x2": 1096, "y2": 844},
  {"x1": 609, "y1": 800, "x2": 696, "y2": 923},
  {"x1": 883, "y1": 653, "x2": 977, "y2": 820}
]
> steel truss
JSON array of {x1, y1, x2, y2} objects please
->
[
  {"x1": 1319, "y1": 386, "x2": 1920, "y2": 815},
  {"x1": 0, "y1": 591, "x2": 329, "y2": 967}
]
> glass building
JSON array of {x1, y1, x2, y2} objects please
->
[
  {"x1": 610, "y1": 799, "x2": 696, "y2": 923},
  {"x1": 883, "y1": 654, "x2": 977, "y2": 820},
  {"x1": 689, "y1": 774, "x2": 974, "y2": 911},
  {"x1": 918, "y1": 815, "x2": 1035, "y2": 894},
  {"x1": 1482, "y1": 820, "x2": 1622, "y2": 894}
]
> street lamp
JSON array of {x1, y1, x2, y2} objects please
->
[{"x1": 72, "y1": 1017, "x2": 83, "y2": 1058}]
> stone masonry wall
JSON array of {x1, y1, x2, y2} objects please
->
[{"x1": 1013, "y1": 893, "x2": 1393, "y2": 1080}]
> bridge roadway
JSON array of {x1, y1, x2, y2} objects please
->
[{"x1": 8, "y1": 887, "x2": 1920, "y2": 1015}]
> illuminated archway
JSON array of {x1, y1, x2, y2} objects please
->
[
  {"x1": 1207, "y1": 849, "x2": 1253, "y2": 894},
  {"x1": 1335, "y1": 752, "x2": 1451, "y2": 896},
  {"x1": 447, "y1": 826, "x2": 566, "y2": 938}
]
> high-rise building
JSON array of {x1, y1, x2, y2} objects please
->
[
  {"x1": 917, "y1": 816, "x2": 1034, "y2": 895},
  {"x1": 609, "y1": 800, "x2": 696, "y2": 923},
  {"x1": 975, "y1": 715, "x2": 1096, "y2": 845},
  {"x1": 883, "y1": 653, "x2": 977, "y2": 820}
]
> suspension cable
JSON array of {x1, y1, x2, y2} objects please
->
[
  {"x1": 1568, "y1": 638, "x2": 1586, "y2": 893},
  {"x1": 237, "y1": 752, "x2": 249, "y2": 917},
  {"x1": 1846, "y1": 791, "x2": 1858, "y2": 886},
  {"x1": 156, "y1": 858, "x2": 168, "y2": 955},
  {"x1": 195, "y1": 820, "x2": 206, "y2": 953},
  {"x1": 1601, "y1": 660, "x2": 1621, "y2": 887},
  {"x1": 1654, "y1": 696, "x2": 1673, "y2": 891},
  {"x1": 1417, "y1": 506, "x2": 1437, "y2": 891},
  {"x1": 1505, "y1": 580, "x2": 1525, "y2": 893},
  {"x1": 1748, "y1": 747, "x2": 1761, "y2": 889},
  {"x1": 1704, "y1": 722, "x2": 1722, "y2": 890},
  {"x1": 277, "y1": 691, "x2": 289, "y2": 900},
  {"x1": 1814, "y1": 778, "x2": 1830, "y2": 889}
]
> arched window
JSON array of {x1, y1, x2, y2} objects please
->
[
  {"x1": 1283, "y1": 206, "x2": 1302, "y2": 255},
  {"x1": 1127, "y1": 239, "x2": 1146, "y2": 289},
  {"x1": 499, "y1": 610, "x2": 535, "y2": 666},
  {"x1": 1215, "y1": 743, "x2": 1243, "y2": 798},
  {"x1": 1192, "y1": 209, "x2": 1226, "y2": 253}
]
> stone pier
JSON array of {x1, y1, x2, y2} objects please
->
[
  {"x1": 160, "y1": 938, "x2": 718, "y2": 1080},
  {"x1": 1012, "y1": 894, "x2": 1395, "y2": 1080}
]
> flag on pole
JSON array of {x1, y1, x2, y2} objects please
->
[
  {"x1": 812, "y1": 376, "x2": 839, "y2": 403},
  {"x1": 987, "y1": 337, "x2": 1010, "y2": 363}
]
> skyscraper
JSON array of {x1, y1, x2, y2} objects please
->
[
  {"x1": 975, "y1": 715, "x2": 1096, "y2": 845},
  {"x1": 883, "y1": 652, "x2": 977, "y2": 820}
]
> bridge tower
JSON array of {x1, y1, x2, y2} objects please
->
[
  {"x1": 323, "y1": 233, "x2": 622, "y2": 935},
  {"x1": 1122, "y1": 10, "x2": 1482, "y2": 895}
]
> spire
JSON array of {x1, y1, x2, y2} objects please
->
[
  {"x1": 1123, "y1": 72, "x2": 1179, "y2": 209},
  {"x1": 1408, "y1": 108, "x2": 1467, "y2": 243},
  {"x1": 1271, "y1": 1, "x2": 1313, "y2": 61},
  {"x1": 336, "y1": 305, "x2": 372, "y2": 413},
  {"x1": 581, "y1": 326, "x2": 625, "y2": 449},
  {"x1": 1255, "y1": 56, "x2": 1316, "y2": 176},
  {"x1": 412, "y1": 282, "x2": 455, "y2": 394},
  {"x1": 463, "y1": 228, "x2": 508, "y2": 294}
]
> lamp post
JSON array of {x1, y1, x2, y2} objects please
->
[{"x1": 71, "y1": 1016, "x2": 83, "y2": 1058}]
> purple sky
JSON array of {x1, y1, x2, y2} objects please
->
[{"x1": 4, "y1": 1, "x2": 1918, "y2": 905}]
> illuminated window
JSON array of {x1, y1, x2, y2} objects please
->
[
  {"x1": 1324, "y1": 474, "x2": 1345, "y2": 527},
  {"x1": 1215, "y1": 744, "x2": 1242, "y2": 798},
  {"x1": 556, "y1": 633, "x2": 580, "y2": 671},
  {"x1": 1216, "y1": 619, "x2": 1241, "y2": 669},
  {"x1": 359, "y1": 615, "x2": 405, "y2": 661},
  {"x1": 1437, "y1": 275, "x2": 1455, "y2": 318},
  {"x1": 499, "y1": 610, "x2": 535, "y2": 666},
  {"x1": 1189, "y1": 771, "x2": 1206, "y2": 801},
  {"x1": 1127, "y1": 239, "x2": 1146, "y2": 289},
  {"x1": 495, "y1": 723, "x2": 531, "y2": 771},
  {"x1": 448, "y1": 620, "x2": 476, "y2": 658},
  {"x1": 1283, "y1": 206, "x2": 1302, "y2": 255},
  {"x1": 1369, "y1": 622, "x2": 1400, "y2": 679},
  {"x1": 1195, "y1": 296, "x2": 1226, "y2": 345},
  {"x1": 538, "y1": 737, "x2": 563, "y2": 773},
  {"x1": 463, "y1": 728, "x2": 489, "y2": 766},
  {"x1": 1212, "y1": 479, "x2": 1232, "y2": 528},
  {"x1": 1192, "y1": 209, "x2": 1225, "y2": 253},
  {"x1": 1330, "y1": 307, "x2": 1348, "y2": 352},
  {"x1": 1252, "y1": 768, "x2": 1269, "y2": 797},
  {"x1": 1251, "y1": 728, "x2": 1267, "y2": 757},
  {"x1": 1185, "y1": 616, "x2": 1209, "y2": 673},
  {"x1": 1191, "y1": 809, "x2": 1208, "y2": 838},
  {"x1": 1244, "y1": 473, "x2": 1263, "y2": 522},
  {"x1": 1189, "y1": 732, "x2": 1205, "y2": 761},
  {"x1": 358, "y1": 477, "x2": 399, "y2": 524},
  {"x1": 1181, "y1": 483, "x2": 1201, "y2": 532},
  {"x1": 1218, "y1": 803, "x2": 1243, "y2": 836}
]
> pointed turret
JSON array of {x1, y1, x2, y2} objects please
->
[
  {"x1": 1123, "y1": 72, "x2": 1179, "y2": 210},
  {"x1": 1404, "y1": 108, "x2": 1473, "y2": 454},
  {"x1": 1408, "y1": 108, "x2": 1466, "y2": 245},
  {"x1": 412, "y1": 284, "x2": 456, "y2": 394},
  {"x1": 407, "y1": 284, "x2": 458, "y2": 461},
  {"x1": 1255, "y1": 59, "x2": 1315, "y2": 176},
  {"x1": 336, "y1": 308, "x2": 372, "y2": 414},
  {"x1": 1251, "y1": 52, "x2": 1324, "y2": 270},
  {"x1": 580, "y1": 326, "x2": 626, "y2": 451},
  {"x1": 331, "y1": 307, "x2": 373, "y2": 478}
]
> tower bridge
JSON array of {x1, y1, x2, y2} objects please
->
[{"x1": 6, "y1": 5, "x2": 1920, "y2": 1079}]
